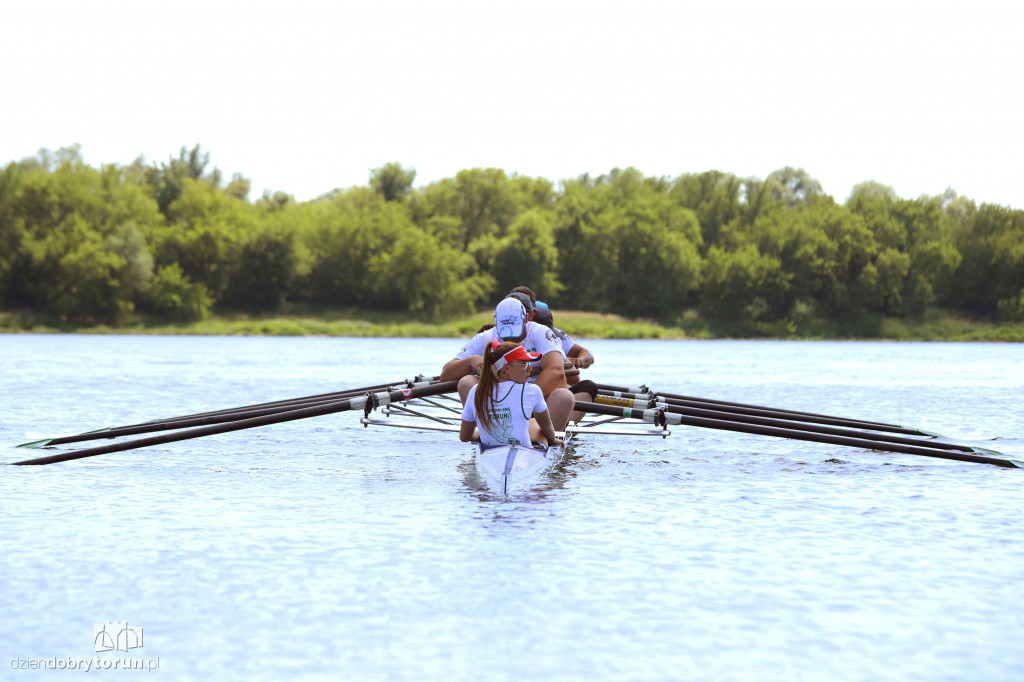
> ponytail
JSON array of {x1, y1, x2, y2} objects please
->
[{"x1": 475, "y1": 340, "x2": 520, "y2": 434}]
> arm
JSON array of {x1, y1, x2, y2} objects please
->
[
  {"x1": 567, "y1": 344, "x2": 594, "y2": 369},
  {"x1": 441, "y1": 355, "x2": 482, "y2": 382},
  {"x1": 441, "y1": 332, "x2": 488, "y2": 381},
  {"x1": 533, "y1": 406, "x2": 563, "y2": 447},
  {"x1": 459, "y1": 420, "x2": 479, "y2": 442},
  {"x1": 533, "y1": 350, "x2": 567, "y2": 397}
]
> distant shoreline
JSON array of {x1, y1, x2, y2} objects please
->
[{"x1": 2, "y1": 308, "x2": 1022, "y2": 342}]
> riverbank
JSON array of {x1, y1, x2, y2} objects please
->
[{"x1": 1, "y1": 307, "x2": 1022, "y2": 341}]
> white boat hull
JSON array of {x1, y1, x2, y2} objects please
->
[{"x1": 475, "y1": 443, "x2": 562, "y2": 495}]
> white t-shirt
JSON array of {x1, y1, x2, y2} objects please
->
[
  {"x1": 552, "y1": 327, "x2": 575, "y2": 355},
  {"x1": 455, "y1": 322, "x2": 564, "y2": 380},
  {"x1": 462, "y1": 381, "x2": 548, "y2": 446}
]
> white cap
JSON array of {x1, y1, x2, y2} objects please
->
[{"x1": 494, "y1": 298, "x2": 527, "y2": 339}]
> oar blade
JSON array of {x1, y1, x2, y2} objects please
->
[{"x1": 16, "y1": 427, "x2": 113, "y2": 449}]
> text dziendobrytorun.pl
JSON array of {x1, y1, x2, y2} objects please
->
[{"x1": 10, "y1": 656, "x2": 160, "y2": 671}]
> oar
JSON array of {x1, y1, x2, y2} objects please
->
[
  {"x1": 135, "y1": 380, "x2": 440, "y2": 430},
  {"x1": 16, "y1": 378, "x2": 439, "y2": 449},
  {"x1": 575, "y1": 401, "x2": 1023, "y2": 468},
  {"x1": 632, "y1": 393, "x2": 928, "y2": 436},
  {"x1": 595, "y1": 383, "x2": 936, "y2": 436},
  {"x1": 592, "y1": 396, "x2": 990, "y2": 455},
  {"x1": 10, "y1": 381, "x2": 459, "y2": 466},
  {"x1": 140, "y1": 378, "x2": 438, "y2": 425}
]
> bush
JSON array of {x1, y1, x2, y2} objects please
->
[{"x1": 143, "y1": 264, "x2": 212, "y2": 322}]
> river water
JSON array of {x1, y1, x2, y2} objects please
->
[{"x1": 1, "y1": 335, "x2": 1022, "y2": 681}]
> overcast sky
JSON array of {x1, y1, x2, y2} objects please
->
[{"x1": 3, "y1": 0, "x2": 1021, "y2": 208}]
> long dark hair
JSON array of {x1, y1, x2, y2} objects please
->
[{"x1": 475, "y1": 340, "x2": 521, "y2": 434}]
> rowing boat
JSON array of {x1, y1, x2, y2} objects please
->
[
  {"x1": 11, "y1": 373, "x2": 1022, "y2": 475},
  {"x1": 475, "y1": 443, "x2": 565, "y2": 495}
]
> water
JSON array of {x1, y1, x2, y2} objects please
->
[{"x1": 2, "y1": 335, "x2": 1022, "y2": 681}]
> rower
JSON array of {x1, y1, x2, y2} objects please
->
[
  {"x1": 508, "y1": 286, "x2": 595, "y2": 376},
  {"x1": 459, "y1": 340, "x2": 563, "y2": 448},
  {"x1": 506, "y1": 286, "x2": 597, "y2": 409},
  {"x1": 531, "y1": 307, "x2": 595, "y2": 378},
  {"x1": 440, "y1": 297, "x2": 576, "y2": 431},
  {"x1": 531, "y1": 306, "x2": 597, "y2": 423}
]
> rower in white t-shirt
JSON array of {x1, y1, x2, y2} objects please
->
[
  {"x1": 459, "y1": 341, "x2": 562, "y2": 449},
  {"x1": 441, "y1": 297, "x2": 576, "y2": 432}
]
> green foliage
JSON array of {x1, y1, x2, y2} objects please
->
[
  {"x1": 370, "y1": 162, "x2": 416, "y2": 202},
  {"x1": 144, "y1": 144, "x2": 217, "y2": 216},
  {"x1": 223, "y1": 226, "x2": 298, "y2": 311},
  {"x1": 2, "y1": 147, "x2": 1022, "y2": 335},
  {"x1": 948, "y1": 203, "x2": 1024, "y2": 314},
  {"x1": 143, "y1": 264, "x2": 212, "y2": 322},
  {"x1": 552, "y1": 168, "x2": 702, "y2": 320},
  {"x1": 150, "y1": 177, "x2": 255, "y2": 299},
  {"x1": 491, "y1": 209, "x2": 562, "y2": 301},
  {"x1": 700, "y1": 244, "x2": 788, "y2": 319},
  {"x1": 0, "y1": 154, "x2": 163, "y2": 323},
  {"x1": 298, "y1": 188, "x2": 491, "y2": 316},
  {"x1": 411, "y1": 168, "x2": 522, "y2": 251},
  {"x1": 670, "y1": 170, "x2": 742, "y2": 251}
]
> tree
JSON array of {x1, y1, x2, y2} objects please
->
[
  {"x1": 847, "y1": 185, "x2": 962, "y2": 316},
  {"x1": 150, "y1": 177, "x2": 255, "y2": 300},
  {"x1": 670, "y1": 170, "x2": 742, "y2": 251},
  {"x1": 142, "y1": 264, "x2": 212, "y2": 321},
  {"x1": 144, "y1": 144, "x2": 218, "y2": 216},
  {"x1": 412, "y1": 168, "x2": 520, "y2": 251},
  {"x1": 301, "y1": 188, "x2": 491, "y2": 316},
  {"x1": 223, "y1": 226, "x2": 298, "y2": 311},
  {"x1": 765, "y1": 167, "x2": 823, "y2": 208},
  {"x1": 949, "y1": 203, "x2": 1024, "y2": 316},
  {"x1": 699, "y1": 244, "x2": 788, "y2": 320},
  {"x1": 0, "y1": 162, "x2": 25, "y2": 306},
  {"x1": 370, "y1": 162, "x2": 416, "y2": 202},
  {"x1": 553, "y1": 168, "x2": 702, "y2": 319},
  {"x1": 2, "y1": 157, "x2": 162, "y2": 323},
  {"x1": 490, "y1": 209, "x2": 562, "y2": 301}
]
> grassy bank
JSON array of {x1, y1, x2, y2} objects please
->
[{"x1": 1, "y1": 307, "x2": 1022, "y2": 341}]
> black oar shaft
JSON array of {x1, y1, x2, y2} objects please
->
[
  {"x1": 143, "y1": 379, "x2": 425, "y2": 425},
  {"x1": 145, "y1": 382, "x2": 434, "y2": 428},
  {"x1": 17, "y1": 379, "x2": 442, "y2": 449},
  {"x1": 653, "y1": 403, "x2": 977, "y2": 453},
  {"x1": 653, "y1": 396, "x2": 923, "y2": 436},
  {"x1": 11, "y1": 381, "x2": 459, "y2": 466},
  {"x1": 598, "y1": 388, "x2": 923, "y2": 436},
  {"x1": 598, "y1": 382, "x2": 909, "y2": 430},
  {"x1": 574, "y1": 401, "x2": 1022, "y2": 468},
  {"x1": 40, "y1": 395, "x2": 367, "y2": 446},
  {"x1": 592, "y1": 395, "x2": 973, "y2": 453}
]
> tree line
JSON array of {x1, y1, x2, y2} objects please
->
[{"x1": 1, "y1": 144, "x2": 1022, "y2": 328}]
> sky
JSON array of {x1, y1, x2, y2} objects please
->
[{"x1": 3, "y1": 0, "x2": 1021, "y2": 208}]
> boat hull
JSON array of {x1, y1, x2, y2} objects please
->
[{"x1": 475, "y1": 443, "x2": 562, "y2": 495}]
